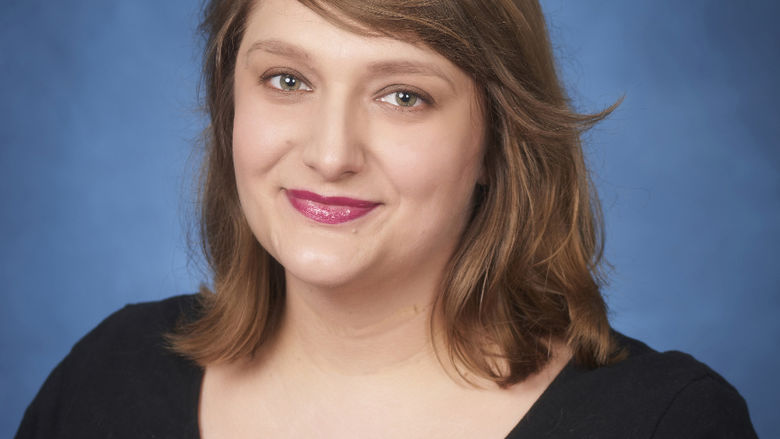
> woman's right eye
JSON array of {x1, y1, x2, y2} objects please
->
[{"x1": 266, "y1": 73, "x2": 312, "y2": 92}]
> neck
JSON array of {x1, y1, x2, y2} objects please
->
[{"x1": 268, "y1": 271, "x2": 448, "y2": 379}]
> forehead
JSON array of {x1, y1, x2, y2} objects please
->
[{"x1": 240, "y1": 0, "x2": 463, "y2": 77}]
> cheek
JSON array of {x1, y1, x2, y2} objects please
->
[
  {"x1": 232, "y1": 101, "x2": 295, "y2": 180},
  {"x1": 376, "y1": 110, "x2": 484, "y2": 205},
  {"x1": 370, "y1": 108, "x2": 484, "y2": 258}
]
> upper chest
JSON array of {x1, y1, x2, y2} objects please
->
[{"x1": 197, "y1": 363, "x2": 553, "y2": 439}]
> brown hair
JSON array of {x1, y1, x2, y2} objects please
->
[{"x1": 170, "y1": 0, "x2": 623, "y2": 387}]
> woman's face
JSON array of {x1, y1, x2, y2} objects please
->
[{"x1": 233, "y1": 0, "x2": 486, "y2": 290}]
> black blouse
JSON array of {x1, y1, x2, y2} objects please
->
[{"x1": 16, "y1": 294, "x2": 757, "y2": 438}]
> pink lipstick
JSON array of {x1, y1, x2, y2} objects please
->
[{"x1": 286, "y1": 189, "x2": 379, "y2": 224}]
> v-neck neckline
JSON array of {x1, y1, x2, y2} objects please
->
[{"x1": 188, "y1": 357, "x2": 580, "y2": 439}]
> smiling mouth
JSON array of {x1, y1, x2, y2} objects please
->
[{"x1": 285, "y1": 189, "x2": 380, "y2": 224}]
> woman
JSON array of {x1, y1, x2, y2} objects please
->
[{"x1": 17, "y1": 0, "x2": 756, "y2": 437}]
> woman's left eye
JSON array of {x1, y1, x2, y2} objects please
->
[
  {"x1": 267, "y1": 73, "x2": 312, "y2": 92},
  {"x1": 378, "y1": 90, "x2": 424, "y2": 108}
]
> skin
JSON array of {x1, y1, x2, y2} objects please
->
[{"x1": 200, "y1": 0, "x2": 571, "y2": 437}]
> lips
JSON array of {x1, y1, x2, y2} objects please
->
[{"x1": 286, "y1": 189, "x2": 380, "y2": 224}]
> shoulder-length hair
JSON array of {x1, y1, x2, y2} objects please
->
[{"x1": 170, "y1": 0, "x2": 622, "y2": 387}]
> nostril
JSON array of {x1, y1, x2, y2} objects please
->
[
  {"x1": 301, "y1": 142, "x2": 365, "y2": 181},
  {"x1": 300, "y1": 102, "x2": 367, "y2": 180}
]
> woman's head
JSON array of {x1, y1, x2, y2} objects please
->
[
  {"x1": 172, "y1": 0, "x2": 620, "y2": 386},
  {"x1": 232, "y1": 0, "x2": 487, "y2": 291}
]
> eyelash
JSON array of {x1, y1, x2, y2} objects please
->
[
  {"x1": 377, "y1": 87, "x2": 431, "y2": 110},
  {"x1": 259, "y1": 70, "x2": 432, "y2": 111},
  {"x1": 261, "y1": 70, "x2": 312, "y2": 92}
]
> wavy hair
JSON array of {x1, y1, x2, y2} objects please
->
[{"x1": 169, "y1": 0, "x2": 623, "y2": 387}]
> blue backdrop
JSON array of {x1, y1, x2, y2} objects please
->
[{"x1": 2, "y1": 0, "x2": 778, "y2": 436}]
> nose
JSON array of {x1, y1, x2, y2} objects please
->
[{"x1": 301, "y1": 93, "x2": 366, "y2": 181}]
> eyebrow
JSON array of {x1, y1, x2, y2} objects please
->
[
  {"x1": 245, "y1": 39, "x2": 311, "y2": 64},
  {"x1": 366, "y1": 60, "x2": 455, "y2": 91},
  {"x1": 245, "y1": 39, "x2": 456, "y2": 91}
]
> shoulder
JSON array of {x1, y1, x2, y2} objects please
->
[
  {"x1": 74, "y1": 293, "x2": 201, "y2": 352},
  {"x1": 16, "y1": 294, "x2": 203, "y2": 439},
  {"x1": 61, "y1": 294, "x2": 202, "y2": 380},
  {"x1": 579, "y1": 332, "x2": 736, "y2": 406},
  {"x1": 512, "y1": 332, "x2": 757, "y2": 438}
]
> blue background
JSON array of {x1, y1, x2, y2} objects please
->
[{"x1": 1, "y1": 0, "x2": 778, "y2": 436}]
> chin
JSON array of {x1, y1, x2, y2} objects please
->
[{"x1": 278, "y1": 248, "x2": 372, "y2": 290}]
